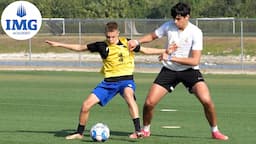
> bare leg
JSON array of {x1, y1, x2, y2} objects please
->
[
  {"x1": 192, "y1": 82, "x2": 217, "y2": 127},
  {"x1": 123, "y1": 87, "x2": 144, "y2": 138},
  {"x1": 79, "y1": 93, "x2": 100, "y2": 125},
  {"x1": 66, "y1": 93, "x2": 99, "y2": 140},
  {"x1": 123, "y1": 87, "x2": 139, "y2": 119},
  {"x1": 143, "y1": 84, "x2": 168, "y2": 127},
  {"x1": 192, "y1": 81, "x2": 228, "y2": 140}
]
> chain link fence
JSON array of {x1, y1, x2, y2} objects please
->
[{"x1": 0, "y1": 18, "x2": 256, "y2": 73}]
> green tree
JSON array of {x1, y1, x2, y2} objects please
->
[
  {"x1": 186, "y1": 0, "x2": 215, "y2": 18},
  {"x1": 0, "y1": 0, "x2": 16, "y2": 16},
  {"x1": 32, "y1": 0, "x2": 53, "y2": 18},
  {"x1": 199, "y1": 0, "x2": 245, "y2": 17},
  {"x1": 48, "y1": 0, "x2": 84, "y2": 18},
  {"x1": 79, "y1": 0, "x2": 130, "y2": 18},
  {"x1": 127, "y1": 0, "x2": 158, "y2": 18},
  {"x1": 240, "y1": 0, "x2": 256, "y2": 18},
  {"x1": 146, "y1": 0, "x2": 178, "y2": 18},
  {"x1": 1, "y1": 0, "x2": 256, "y2": 18}
]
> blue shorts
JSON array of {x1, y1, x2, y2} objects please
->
[{"x1": 92, "y1": 80, "x2": 136, "y2": 106}]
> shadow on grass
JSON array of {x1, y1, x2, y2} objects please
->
[
  {"x1": 14, "y1": 129, "x2": 73, "y2": 137},
  {"x1": 5, "y1": 129, "x2": 209, "y2": 141},
  {"x1": 13, "y1": 129, "x2": 139, "y2": 142},
  {"x1": 152, "y1": 133, "x2": 210, "y2": 140}
]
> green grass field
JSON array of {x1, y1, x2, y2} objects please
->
[{"x1": 0, "y1": 71, "x2": 256, "y2": 144}]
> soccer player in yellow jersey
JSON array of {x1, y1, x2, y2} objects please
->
[{"x1": 45, "y1": 21, "x2": 165, "y2": 139}]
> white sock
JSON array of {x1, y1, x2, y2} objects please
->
[
  {"x1": 211, "y1": 125, "x2": 219, "y2": 132},
  {"x1": 143, "y1": 125, "x2": 151, "y2": 132}
]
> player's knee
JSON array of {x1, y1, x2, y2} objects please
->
[
  {"x1": 144, "y1": 100, "x2": 155, "y2": 110},
  {"x1": 81, "y1": 102, "x2": 90, "y2": 113}
]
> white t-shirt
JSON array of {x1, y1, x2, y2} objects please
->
[{"x1": 155, "y1": 20, "x2": 203, "y2": 71}]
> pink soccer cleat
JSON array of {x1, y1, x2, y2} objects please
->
[
  {"x1": 212, "y1": 131, "x2": 229, "y2": 140},
  {"x1": 141, "y1": 129, "x2": 151, "y2": 137}
]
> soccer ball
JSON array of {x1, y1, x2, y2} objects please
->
[{"x1": 90, "y1": 123, "x2": 110, "y2": 142}]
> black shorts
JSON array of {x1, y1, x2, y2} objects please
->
[{"x1": 154, "y1": 67, "x2": 204, "y2": 93}]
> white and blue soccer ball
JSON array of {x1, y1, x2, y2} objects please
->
[{"x1": 90, "y1": 123, "x2": 110, "y2": 142}]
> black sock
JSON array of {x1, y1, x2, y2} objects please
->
[
  {"x1": 132, "y1": 118, "x2": 141, "y2": 132},
  {"x1": 76, "y1": 124, "x2": 85, "y2": 135}
]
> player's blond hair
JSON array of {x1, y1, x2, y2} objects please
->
[{"x1": 105, "y1": 21, "x2": 118, "y2": 32}]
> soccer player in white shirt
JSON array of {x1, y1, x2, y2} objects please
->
[{"x1": 129, "y1": 2, "x2": 228, "y2": 140}]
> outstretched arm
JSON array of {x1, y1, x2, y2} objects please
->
[
  {"x1": 128, "y1": 32, "x2": 158, "y2": 51},
  {"x1": 139, "y1": 47, "x2": 165, "y2": 55},
  {"x1": 140, "y1": 43, "x2": 178, "y2": 55},
  {"x1": 45, "y1": 40, "x2": 88, "y2": 52}
]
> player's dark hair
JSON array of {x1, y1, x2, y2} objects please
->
[
  {"x1": 105, "y1": 21, "x2": 118, "y2": 32},
  {"x1": 171, "y1": 2, "x2": 190, "y2": 18}
]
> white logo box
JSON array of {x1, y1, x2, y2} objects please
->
[{"x1": 1, "y1": 0, "x2": 42, "y2": 40}]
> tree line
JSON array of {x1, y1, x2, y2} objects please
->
[{"x1": 1, "y1": 0, "x2": 256, "y2": 19}]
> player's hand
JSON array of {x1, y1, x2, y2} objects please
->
[
  {"x1": 166, "y1": 43, "x2": 178, "y2": 54},
  {"x1": 158, "y1": 52, "x2": 169, "y2": 61},
  {"x1": 45, "y1": 40, "x2": 61, "y2": 47},
  {"x1": 128, "y1": 39, "x2": 139, "y2": 51}
]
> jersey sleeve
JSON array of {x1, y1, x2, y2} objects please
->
[
  {"x1": 133, "y1": 45, "x2": 141, "y2": 52},
  {"x1": 192, "y1": 28, "x2": 203, "y2": 50},
  {"x1": 155, "y1": 21, "x2": 170, "y2": 38},
  {"x1": 87, "y1": 42, "x2": 109, "y2": 59}
]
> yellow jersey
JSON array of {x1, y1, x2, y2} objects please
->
[{"x1": 87, "y1": 37, "x2": 140, "y2": 78}]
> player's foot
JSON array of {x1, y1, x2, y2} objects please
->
[
  {"x1": 141, "y1": 129, "x2": 151, "y2": 137},
  {"x1": 212, "y1": 131, "x2": 228, "y2": 140},
  {"x1": 65, "y1": 133, "x2": 83, "y2": 140},
  {"x1": 129, "y1": 131, "x2": 144, "y2": 139}
]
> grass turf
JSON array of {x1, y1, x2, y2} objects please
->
[{"x1": 0, "y1": 71, "x2": 255, "y2": 144}]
